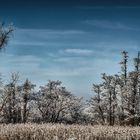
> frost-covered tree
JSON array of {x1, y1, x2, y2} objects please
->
[
  {"x1": 37, "y1": 80, "x2": 83, "y2": 123},
  {"x1": 123, "y1": 52, "x2": 140, "y2": 126},
  {"x1": 101, "y1": 74, "x2": 119, "y2": 125},
  {"x1": 89, "y1": 74, "x2": 120, "y2": 125},
  {"x1": 118, "y1": 51, "x2": 129, "y2": 125},
  {"x1": 0, "y1": 75, "x2": 36, "y2": 123},
  {"x1": 88, "y1": 84, "x2": 105, "y2": 125},
  {"x1": 2, "y1": 73, "x2": 20, "y2": 123},
  {"x1": 18, "y1": 79, "x2": 35, "y2": 123}
]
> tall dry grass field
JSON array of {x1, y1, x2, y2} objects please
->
[{"x1": 0, "y1": 123, "x2": 140, "y2": 140}]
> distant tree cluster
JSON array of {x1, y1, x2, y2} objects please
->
[
  {"x1": 0, "y1": 75, "x2": 84, "y2": 124},
  {"x1": 88, "y1": 51, "x2": 140, "y2": 126}
]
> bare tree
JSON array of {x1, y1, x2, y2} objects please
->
[{"x1": 0, "y1": 22, "x2": 14, "y2": 49}]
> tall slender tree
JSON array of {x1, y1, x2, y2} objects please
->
[
  {"x1": 21, "y1": 79, "x2": 35, "y2": 123},
  {"x1": 119, "y1": 51, "x2": 128, "y2": 125},
  {"x1": 120, "y1": 51, "x2": 128, "y2": 85}
]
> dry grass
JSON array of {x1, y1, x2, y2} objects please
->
[{"x1": 0, "y1": 123, "x2": 140, "y2": 140}]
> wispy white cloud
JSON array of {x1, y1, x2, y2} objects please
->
[
  {"x1": 14, "y1": 28, "x2": 86, "y2": 41},
  {"x1": 10, "y1": 28, "x2": 89, "y2": 47},
  {"x1": 6, "y1": 55, "x2": 43, "y2": 64},
  {"x1": 84, "y1": 20, "x2": 139, "y2": 31},
  {"x1": 59, "y1": 49, "x2": 94, "y2": 56},
  {"x1": 0, "y1": 54, "x2": 42, "y2": 72},
  {"x1": 16, "y1": 28, "x2": 86, "y2": 34}
]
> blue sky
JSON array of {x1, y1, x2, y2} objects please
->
[{"x1": 0, "y1": 0, "x2": 140, "y2": 98}]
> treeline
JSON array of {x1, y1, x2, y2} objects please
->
[{"x1": 0, "y1": 76, "x2": 84, "y2": 124}]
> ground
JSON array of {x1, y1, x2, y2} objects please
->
[{"x1": 0, "y1": 123, "x2": 140, "y2": 140}]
